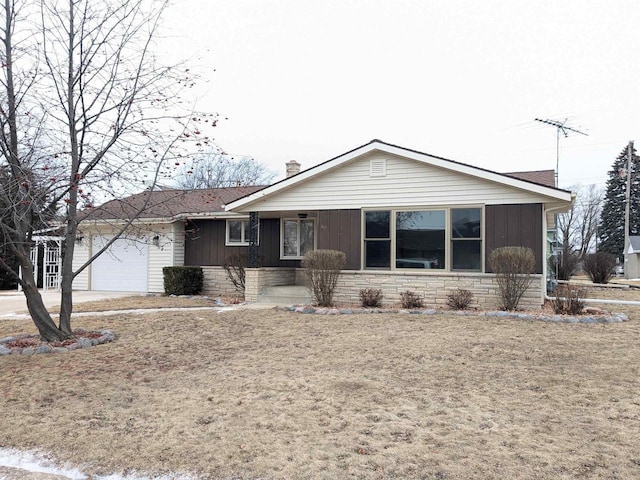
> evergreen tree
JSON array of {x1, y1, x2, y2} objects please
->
[{"x1": 598, "y1": 145, "x2": 640, "y2": 259}]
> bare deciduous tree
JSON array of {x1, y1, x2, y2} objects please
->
[
  {"x1": 174, "y1": 152, "x2": 276, "y2": 189},
  {"x1": 557, "y1": 184, "x2": 603, "y2": 260},
  {"x1": 0, "y1": 0, "x2": 212, "y2": 341}
]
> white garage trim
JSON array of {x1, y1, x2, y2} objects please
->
[{"x1": 91, "y1": 235, "x2": 148, "y2": 292}]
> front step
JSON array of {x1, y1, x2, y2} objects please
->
[{"x1": 257, "y1": 285, "x2": 312, "y2": 305}]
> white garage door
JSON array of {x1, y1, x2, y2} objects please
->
[{"x1": 91, "y1": 235, "x2": 148, "y2": 292}]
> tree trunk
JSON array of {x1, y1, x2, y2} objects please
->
[
  {"x1": 58, "y1": 232, "x2": 76, "y2": 334},
  {"x1": 58, "y1": 0, "x2": 79, "y2": 335},
  {"x1": 58, "y1": 284, "x2": 74, "y2": 335},
  {"x1": 18, "y1": 254, "x2": 71, "y2": 342},
  {"x1": 24, "y1": 283, "x2": 71, "y2": 342}
]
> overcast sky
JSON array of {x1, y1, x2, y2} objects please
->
[{"x1": 161, "y1": 0, "x2": 640, "y2": 189}]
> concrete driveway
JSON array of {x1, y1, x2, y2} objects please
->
[{"x1": 0, "y1": 290, "x2": 143, "y2": 317}]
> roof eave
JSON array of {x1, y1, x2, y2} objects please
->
[
  {"x1": 226, "y1": 140, "x2": 573, "y2": 211},
  {"x1": 79, "y1": 217, "x2": 178, "y2": 226},
  {"x1": 79, "y1": 209, "x2": 251, "y2": 225}
]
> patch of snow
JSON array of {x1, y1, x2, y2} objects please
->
[
  {"x1": 216, "y1": 307, "x2": 238, "y2": 314},
  {"x1": 0, "y1": 448, "x2": 87, "y2": 479},
  {"x1": 0, "y1": 448, "x2": 200, "y2": 480}
]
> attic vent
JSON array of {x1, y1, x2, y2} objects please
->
[{"x1": 370, "y1": 159, "x2": 387, "y2": 177}]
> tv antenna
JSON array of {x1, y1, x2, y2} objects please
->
[{"x1": 534, "y1": 117, "x2": 588, "y2": 186}]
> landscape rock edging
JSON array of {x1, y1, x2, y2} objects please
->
[
  {"x1": 0, "y1": 328, "x2": 115, "y2": 356},
  {"x1": 278, "y1": 306, "x2": 629, "y2": 324}
]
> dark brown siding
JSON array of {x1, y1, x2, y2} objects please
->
[
  {"x1": 184, "y1": 218, "x2": 299, "y2": 267},
  {"x1": 317, "y1": 209, "x2": 361, "y2": 270},
  {"x1": 485, "y1": 204, "x2": 543, "y2": 273}
]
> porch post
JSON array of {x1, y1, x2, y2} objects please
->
[
  {"x1": 43, "y1": 242, "x2": 49, "y2": 292},
  {"x1": 248, "y1": 211, "x2": 259, "y2": 268}
]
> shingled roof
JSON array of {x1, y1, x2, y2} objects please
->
[
  {"x1": 504, "y1": 170, "x2": 556, "y2": 188},
  {"x1": 80, "y1": 186, "x2": 264, "y2": 222},
  {"x1": 81, "y1": 166, "x2": 558, "y2": 222}
]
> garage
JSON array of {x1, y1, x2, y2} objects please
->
[{"x1": 91, "y1": 235, "x2": 148, "y2": 292}]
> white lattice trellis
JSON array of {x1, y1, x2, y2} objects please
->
[{"x1": 18, "y1": 236, "x2": 63, "y2": 291}]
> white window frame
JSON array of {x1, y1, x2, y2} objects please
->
[
  {"x1": 225, "y1": 218, "x2": 259, "y2": 246},
  {"x1": 280, "y1": 218, "x2": 316, "y2": 259},
  {"x1": 450, "y1": 207, "x2": 483, "y2": 272},
  {"x1": 361, "y1": 206, "x2": 484, "y2": 272}
]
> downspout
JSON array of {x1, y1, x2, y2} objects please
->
[{"x1": 545, "y1": 295, "x2": 640, "y2": 307}]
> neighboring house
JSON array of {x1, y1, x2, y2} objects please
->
[
  {"x1": 76, "y1": 140, "x2": 573, "y2": 309},
  {"x1": 626, "y1": 236, "x2": 640, "y2": 279}
]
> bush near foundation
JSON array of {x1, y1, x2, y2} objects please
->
[
  {"x1": 583, "y1": 252, "x2": 616, "y2": 284},
  {"x1": 223, "y1": 254, "x2": 247, "y2": 293},
  {"x1": 446, "y1": 288, "x2": 474, "y2": 310},
  {"x1": 359, "y1": 288, "x2": 383, "y2": 308},
  {"x1": 302, "y1": 249, "x2": 346, "y2": 307},
  {"x1": 400, "y1": 290, "x2": 424, "y2": 309},
  {"x1": 489, "y1": 246, "x2": 535, "y2": 311},
  {"x1": 163, "y1": 266, "x2": 203, "y2": 296},
  {"x1": 552, "y1": 284, "x2": 586, "y2": 315}
]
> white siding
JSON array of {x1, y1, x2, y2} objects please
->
[
  {"x1": 238, "y1": 152, "x2": 558, "y2": 212},
  {"x1": 172, "y1": 221, "x2": 185, "y2": 266},
  {"x1": 72, "y1": 238, "x2": 90, "y2": 290},
  {"x1": 147, "y1": 223, "x2": 176, "y2": 293}
]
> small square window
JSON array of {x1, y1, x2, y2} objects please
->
[
  {"x1": 228, "y1": 220, "x2": 243, "y2": 243},
  {"x1": 226, "y1": 219, "x2": 259, "y2": 246}
]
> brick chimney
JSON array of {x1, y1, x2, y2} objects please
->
[{"x1": 286, "y1": 160, "x2": 301, "y2": 178}]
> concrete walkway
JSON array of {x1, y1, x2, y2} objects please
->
[{"x1": 0, "y1": 290, "x2": 144, "y2": 318}]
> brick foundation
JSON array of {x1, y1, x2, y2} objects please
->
[
  {"x1": 331, "y1": 270, "x2": 544, "y2": 310},
  {"x1": 245, "y1": 267, "x2": 544, "y2": 310},
  {"x1": 201, "y1": 266, "x2": 241, "y2": 297}
]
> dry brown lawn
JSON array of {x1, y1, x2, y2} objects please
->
[
  {"x1": 43, "y1": 294, "x2": 224, "y2": 314},
  {"x1": 1, "y1": 304, "x2": 640, "y2": 479}
]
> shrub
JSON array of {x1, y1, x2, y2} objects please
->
[
  {"x1": 302, "y1": 249, "x2": 346, "y2": 307},
  {"x1": 583, "y1": 252, "x2": 616, "y2": 284},
  {"x1": 359, "y1": 288, "x2": 383, "y2": 308},
  {"x1": 489, "y1": 246, "x2": 535, "y2": 311},
  {"x1": 548, "y1": 250, "x2": 580, "y2": 281},
  {"x1": 551, "y1": 284, "x2": 586, "y2": 315},
  {"x1": 163, "y1": 266, "x2": 203, "y2": 296},
  {"x1": 400, "y1": 290, "x2": 424, "y2": 309},
  {"x1": 446, "y1": 288, "x2": 474, "y2": 310},
  {"x1": 223, "y1": 254, "x2": 247, "y2": 293}
]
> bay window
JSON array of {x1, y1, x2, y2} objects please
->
[{"x1": 364, "y1": 207, "x2": 482, "y2": 271}]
